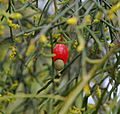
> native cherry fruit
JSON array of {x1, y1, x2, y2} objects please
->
[{"x1": 53, "y1": 44, "x2": 69, "y2": 71}]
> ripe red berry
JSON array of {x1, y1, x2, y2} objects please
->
[{"x1": 53, "y1": 44, "x2": 69, "y2": 64}]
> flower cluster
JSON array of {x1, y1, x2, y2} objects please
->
[
  {"x1": 7, "y1": 19, "x2": 20, "y2": 30},
  {"x1": 9, "y1": 46, "x2": 17, "y2": 60},
  {"x1": 69, "y1": 106, "x2": 82, "y2": 114},
  {"x1": 53, "y1": 33, "x2": 61, "y2": 39}
]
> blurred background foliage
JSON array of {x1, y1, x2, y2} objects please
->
[{"x1": 0, "y1": 0, "x2": 120, "y2": 114}]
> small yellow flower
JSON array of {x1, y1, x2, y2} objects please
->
[
  {"x1": 73, "y1": 40, "x2": 79, "y2": 48},
  {"x1": 7, "y1": 19, "x2": 13, "y2": 26},
  {"x1": 69, "y1": 106, "x2": 81, "y2": 114},
  {"x1": 83, "y1": 84, "x2": 91, "y2": 96},
  {"x1": 84, "y1": 15, "x2": 91, "y2": 25},
  {"x1": 96, "y1": 11, "x2": 103, "y2": 20},
  {"x1": 10, "y1": 13, "x2": 22, "y2": 19},
  {"x1": 15, "y1": 37, "x2": 22, "y2": 43},
  {"x1": 93, "y1": 11, "x2": 103, "y2": 23},
  {"x1": 53, "y1": 33, "x2": 61, "y2": 39},
  {"x1": 93, "y1": 19, "x2": 100, "y2": 23},
  {"x1": 96, "y1": 85, "x2": 101, "y2": 98},
  {"x1": 32, "y1": 15, "x2": 39, "y2": 22},
  {"x1": 104, "y1": 27, "x2": 109, "y2": 32},
  {"x1": 88, "y1": 104, "x2": 96, "y2": 109},
  {"x1": 12, "y1": 24, "x2": 20, "y2": 30},
  {"x1": 26, "y1": 40, "x2": 36, "y2": 56},
  {"x1": 23, "y1": 33, "x2": 30, "y2": 38},
  {"x1": 67, "y1": 17, "x2": 78, "y2": 25},
  {"x1": 9, "y1": 46, "x2": 17, "y2": 60},
  {"x1": 39, "y1": 34, "x2": 48, "y2": 43},
  {"x1": 7, "y1": 19, "x2": 20, "y2": 29},
  {"x1": 11, "y1": 46, "x2": 16, "y2": 52},
  {"x1": 0, "y1": 24, "x2": 4, "y2": 36},
  {"x1": 108, "y1": 43, "x2": 115, "y2": 47}
]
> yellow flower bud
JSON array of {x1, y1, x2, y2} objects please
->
[
  {"x1": 7, "y1": 19, "x2": 13, "y2": 26},
  {"x1": 83, "y1": 84, "x2": 91, "y2": 96},
  {"x1": 9, "y1": 46, "x2": 17, "y2": 60},
  {"x1": 96, "y1": 85, "x2": 101, "y2": 98},
  {"x1": 73, "y1": 40, "x2": 79, "y2": 48},
  {"x1": 0, "y1": 24, "x2": 5, "y2": 36},
  {"x1": 93, "y1": 19, "x2": 100, "y2": 23},
  {"x1": 10, "y1": 13, "x2": 22, "y2": 19},
  {"x1": 104, "y1": 27, "x2": 109, "y2": 32},
  {"x1": 12, "y1": 24, "x2": 20, "y2": 30},
  {"x1": 26, "y1": 40, "x2": 36, "y2": 56},
  {"x1": 95, "y1": 11, "x2": 103, "y2": 20},
  {"x1": 84, "y1": 15, "x2": 91, "y2": 25},
  {"x1": 39, "y1": 35, "x2": 48, "y2": 43},
  {"x1": 15, "y1": 37, "x2": 22, "y2": 43},
  {"x1": 69, "y1": 106, "x2": 81, "y2": 114},
  {"x1": 67, "y1": 17, "x2": 78, "y2": 25},
  {"x1": 23, "y1": 33, "x2": 30, "y2": 38},
  {"x1": 7, "y1": 19, "x2": 20, "y2": 29},
  {"x1": 109, "y1": 43, "x2": 115, "y2": 47},
  {"x1": 53, "y1": 34, "x2": 61, "y2": 39}
]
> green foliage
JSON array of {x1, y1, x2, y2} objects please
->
[{"x1": 0, "y1": 0, "x2": 120, "y2": 114}]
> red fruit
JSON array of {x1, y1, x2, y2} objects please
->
[{"x1": 53, "y1": 44, "x2": 69, "y2": 64}]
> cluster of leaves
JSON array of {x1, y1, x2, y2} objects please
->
[{"x1": 0, "y1": 0, "x2": 120, "y2": 114}]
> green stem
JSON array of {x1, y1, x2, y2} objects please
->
[
  {"x1": 85, "y1": 26, "x2": 103, "y2": 50},
  {"x1": 0, "y1": 94, "x2": 65, "y2": 101},
  {"x1": 37, "y1": 0, "x2": 50, "y2": 25},
  {"x1": 53, "y1": 0, "x2": 58, "y2": 14},
  {"x1": 102, "y1": 19, "x2": 120, "y2": 31},
  {"x1": 0, "y1": 21, "x2": 65, "y2": 44},
  {"x1": 86, "y1": 57, "x2": 102, "y2": 64},
  {"x1": 8, "y1": 0, "x2": 14, "y2": 42}
]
